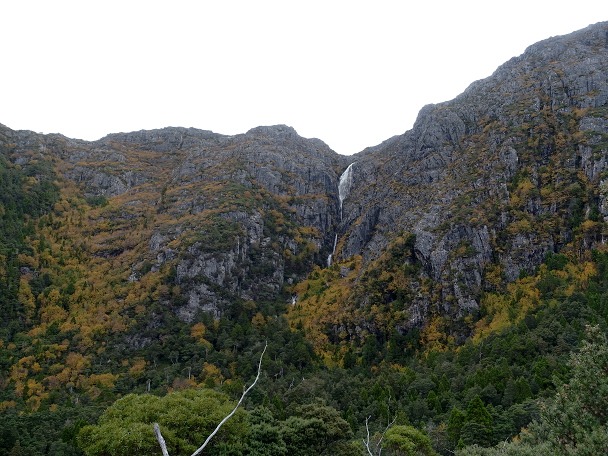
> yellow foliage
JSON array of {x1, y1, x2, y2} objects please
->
[
  {"x1": 59, "y1": 319, "x2": 79, "y2": 333},
  {"x1": 26, "y1": 379, "x2": 44, "y2": 397},
  {"x1": 128, "y1": 358, "x2": 147, "y2": 379},
  {"x1": 475, "y1": 293, "x2": 513, "y2": 339},
  {"x1": 40, "y1": 303, "x2": 68, "y2": 325},
  {"x1": 506, "y1": 218, "x2": 532, "y2": 235},
  {"x1": 26, "y1": 394, "x2": 46, "y2": 411},
  {"x1": 485, "y1": 264, "x2": 504, "y2": 289},
  {"x1": 0, "y1": 401, "x2": 17, "y2": 412},
  {"x1": 190, "y1": 322, "x2": 207, "y2": 340},
  {"x1": 10, "y1": 356, "x2": 36, "y2": 382},
  {"x1": 88, "y1": 373, "x2": 118, "y2": 388},
  {"x1": 14, "y1": 381, "x2": 24, "y2": 397},
  {"x1": 251, "y1": 312, "x2": 266, "y2": 332},
  {"x1": 44, "y1": 375, "x2": 62, "y2": 389},
  {"x1": 55, "y1": 368, "x2": 72, "y2": 384},
  {"x1": 66, "y1": 352, "x2": 91, "y2": 371},
  {"x1": 581, "y1": 219, "x2": 601, "y2": 235},
  {"x1": 26, "y1": 326, "x2": 44, "y2": 337},
  {"x1": 200, "y1": 362, "x2": 224, "y2": 384},
  {"x1": 420, "y1": 315, "x2": 449, "y2": 351},
  {"x1": 287, "y1": 255, "x2": 363, "y2": 355},
  {"x1": 171, "y1": 377, "x2": 198, "y2": 391},
  {"x1": 17, "y1": 253, "x2": 38, "y2": 268},
  {"x1": 18, "y1": 278, "x2": 36, "y2": 319}
]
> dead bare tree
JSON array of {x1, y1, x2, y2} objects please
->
[
  {"x1": 154, "y1": 342, "x2": 267, "y2": 456},
  {"x1": 362, "y1": 414, "x2": 397, "y2": 456}
]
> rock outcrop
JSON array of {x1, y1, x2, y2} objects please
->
[
  {"x1": 334, "y1": 21, "x2": 608, "y2": 327},
  {"x1": 1, "y1": 21, "x2": 608, "y2": 336}
]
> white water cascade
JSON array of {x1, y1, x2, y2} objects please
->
[
  {"x1": 326, "y1": 233, "x2": 338, "y2": 267},
  {"x1": 338, "y1": 162, "x2": 355, "y2": 218},
  {"x1": 327, "y1": 163, "x2": 355, "y2": 267}
]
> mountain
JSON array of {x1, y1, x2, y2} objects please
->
[
  {"x1": 1, "y1": 20, "x2": 608, "y2": 456},
  {"x1": 291, "y1": 20, "x2": 608, "y2": 347},
  {"x1": 0, "y1": 123, "x2": 349, "y2": 321}
]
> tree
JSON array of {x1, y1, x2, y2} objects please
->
[
  {"x1": 362, "y1": 414, "x2": 397, "y2": 456},
  {"x1": 245, "y1": 407, "x2": 287, "y2": 456},
  {"x1": 78, "y1": 389, "x2": 248, "y2": 456},
  {"x1": 79, "y1": 343, "x2": 267, "y2": 456},
  {"x1": 457, "y1": 326, "x2": 608, "y2": 456},
  {"x1": 466, "y1": 395, "x2": 492, "y2": 427},
  {"x1": 447, "y1": 407, "x2": 466, "y2": 444},
  {"x1": 513, "y1": 377, "x2": 532, "y2": 403},
  {"x1": 281, "y1": 403, "x2": 355, "y2": 456},
  {"x1": 461, "y1": 395, "x2": 493, "y2": 446},
  {"x1": 382, "y1": 425, "x2": 437, "y2": 456},
  {"x1": 155, "y1": 342, "x2": 267, "y2": 456},
  {"x1": 540, "y1": 325, "x2": 608, "y2": 455},
  {"x1": 427, "y1": 390, "x2": 442, "y2": 413}
]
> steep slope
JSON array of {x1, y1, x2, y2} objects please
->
[
  {"x1": 288, "y1": 21, "x2": 608, "y2": 346},
  {"x1": 1, "y1": 21, "x2": 608, "y2": 425},
  {"x1": 0, "y1": 123, "x2": 356, "y2": 414},
  {"x1": 0, "y1": 123, "x2": 351, "y2": 323}
]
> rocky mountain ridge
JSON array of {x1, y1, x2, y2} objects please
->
[
  {"x1": 331, "y1": 21, "x2": 608, "y2": 329},
  {"x1": 0, "y1": 122, "x2": 353, "y2": 326},
  {"x1": 1, "y1": 21, "x2": 608, "y2": 343}
]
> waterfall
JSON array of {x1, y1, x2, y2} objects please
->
[
  {"x1": 338, "y1": 162, "x2": 354, "y2": 218},
  {"x1": 327, "y1": 233, "x2": 338, "y2": 267},
  {"x1": 327, "y1": 163, "x2": 354, "y2": 267}
]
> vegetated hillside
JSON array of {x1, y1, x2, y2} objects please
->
[
  {"x1": 0, "y1": 121, "x2": 351, "y2": 387},
  {"x1": 0, "y1": 20, "x2": 608, "y2": 456},
  {"x1": 290, "y1": 20, "x2": 608, "y2": 350}
]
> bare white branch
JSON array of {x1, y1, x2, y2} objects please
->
[
  {"x1": 362, "y1": 414, "x2": 397, "y2": 456},
  {"x1": 154, "y1": 422, "x2": 170, "y2": 456},
  {"x1": 191, "y1": 341, "x2": 267, "y2": 456},
  {"x1": 154, "y1": 342, "x2": 267, "y2": 456},
  {"x1": 363, "y1": 416, "x2": 374, "y2": 456}
]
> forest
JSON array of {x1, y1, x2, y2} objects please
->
[
  {"x1": 1, "y1": 150, "x2": 608, "y2": 455},
  {"x1": 2, "y1": 21, "x2": 608, "y2": 455}
]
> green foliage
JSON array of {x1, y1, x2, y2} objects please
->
[
  {"x1": 0, "y1": 155, "x2": 60, "y2": 337},
  {"x1": 77, "y1": 389, "x2": 248, "y2": 456},
  {"x1": 447, "y1": 396, "x2": 494, "y2": 448},
  {"x1": 245, "y1": 408, "x2": 287, "y2": 456},
  {"x1": 383, "y1": 425, "x2": 437, "y2": 456},
  {"x1": 0, "y1": 407, "x2": 102, "y2": 456},
  {"x1": 540, "y1": 325, "x2": 608, "y2": 455},
  {"x1": 544, "y1": 251, "x2": 568, "y2": 271},
  {"x1": 457, "y1": 441, "x2": 552, "y2": 456},
  {"x1": 459, "y1": 326, "x2": 608, "y2": 455},
  {"x1": 447, "y1": 408, "x2": 466, "y2": 443},
  {"x1": 84, "y1": 195, "x2": 109, "y2": 208},
  {"x1": 4, "y1": 78, "x2": 608, "y2": 456},
  {"x1": 191, "y1": 216, "x2": 244, "y2": 253},
  {"x1": 466, "y1": 395, "x2": 492, "y2": 427},
  {"x1": 281, "y1": 403, "x2": 354, "y2": 456}
]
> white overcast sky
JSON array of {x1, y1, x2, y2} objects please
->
[{"x1": 1, "y1": 1, "x2": 605, "y2": 155}]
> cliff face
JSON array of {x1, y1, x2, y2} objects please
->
[
  {"x1": 0, "y1": 123, "x2": 350, "y2": 324},
  {"x1": 1, "y1": 21, "x2": 608, "y2": 341},
  {"x1": 331, "y1": 21, "x2": 608, "y2": 329}
]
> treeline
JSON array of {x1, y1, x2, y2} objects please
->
[{"x1": 3, "y1": 245, "x2": 608, "y2": 454}]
